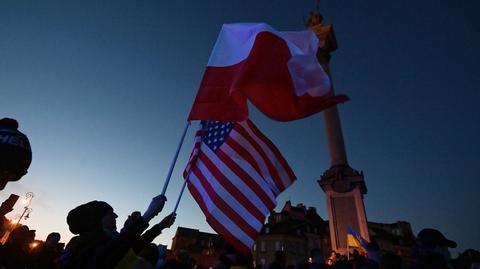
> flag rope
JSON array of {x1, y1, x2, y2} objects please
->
[{"x1": 161, "y1": 121, "x2": 191, "y2": 196}]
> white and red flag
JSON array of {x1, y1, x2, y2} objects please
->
[
  {"x1": 183, "y1": 119, "x2": 296, "y2": 253},
  {"x1": 188, "y1": 23, "x2": 348, "y2": 122}
]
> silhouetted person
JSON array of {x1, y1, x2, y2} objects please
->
[
  {"x1": 123, "y1": 211, "x2": 176, "y2": 254},
  {"x1": 326, "y1": 251, "x2": 338, "y2": 266},
  {"x1": 409, "y1": 228, "x2": 456, "y2": 269},
  {"x1": 57, "y1": 194, "x2": 167, "y2": 269},
  {"x1": 380, "y1": 252, "x2": 402, "y2": 269},
  {"x1": 30, "y1": 232, "x2": 64, "y2": 269},
  {"x1": 0, "y1": 225, "x2": 36, "y2": 269},
  {"x1": 0, "y1": 118, "x2": 32, "y2": 190},
  {"x1": 136, "y1": 243, "x2": 161, "y2": 268},
  {"x1": 156, "y1": 244, "x2": 167, "y2": 269},
  {"x1": 214, "y1": 244, "x2": 252, "y2": 269},
  {"x1": 309, "y1": 248, "x2": 326, "y2": 269},
  {"x1": 359, "y1": 242, "x2": 380, "y2": 269},
  {"x1": 451, "y1": 249, "x2": 480, "y2": 269}
]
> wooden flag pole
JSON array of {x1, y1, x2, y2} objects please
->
[{"x1": 161, "y1": 121, "x2": 191, "y2": 196}]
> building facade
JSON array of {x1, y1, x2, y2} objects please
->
[
  {"x1": 170, "y1": 226, "x2": 224, "y2": 268},
  {"x1": 252, "y1": 201, "x2": 331, "y2": 267},
  {"x1": 170, "y1": 209, "x2": 415, "y2": 267},
  {"x1": 368, "y1": 221, "x2": 416, "y2": 259}
]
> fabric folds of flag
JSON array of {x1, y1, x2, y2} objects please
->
[
  {"x1": 188, "y1": 23, "x2": 348, "y2": 122},
  {"x1": 183, "y1": 119, "x2": 296, "y2": 253},
  {"x1": 347, "y1": 226, "x2": 368, "y2": 251}
]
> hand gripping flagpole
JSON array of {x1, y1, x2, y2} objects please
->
[{"x1": 161, "y1": 121, "x2": 191, "y2": 196}]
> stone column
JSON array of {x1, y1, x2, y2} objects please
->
[{"x1": 309, "y1": 20, "x2": 370, "y2": 254}]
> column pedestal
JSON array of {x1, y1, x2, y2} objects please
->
[{"x1": 318, "y1": 165, "x2": 369, "y2": 253}]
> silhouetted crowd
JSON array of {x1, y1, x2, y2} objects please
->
[
  {"x1": 0, "y1": 194, "x2": 177, "y2": 269},
  {"x1": 0, "y1": 190, "x2": 479, "y2": 269}
]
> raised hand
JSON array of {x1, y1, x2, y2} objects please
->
[
  {"x1": 158, "y1": 213, "x2": 176, "y2": 229},
  {"x1": 142, "y1": 194, "x2": 167, "y2": 222}
]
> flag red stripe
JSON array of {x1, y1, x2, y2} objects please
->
[
  {"x1": 187, "y1": 179, "x2": 251, "y2": 254},
  {"x1": 234, "y1": 123, "x2": 286, "y2": 191},
  {"x1": 187, "y1": 171, "x2": 211, "y2": 219},
  {"x1": 193, "y1": 161, "x2": 259, "y2": 239},
  {"x1": 216, "y1": 148, "x2": 276, "y2": 210},
  {"x1": 224, "y1": 137, "x2": 279, "y2": 196},
  {"x1": 245, "y1": 119, "x2": 296, "y2": 181},
  {"x1": 199, "y1": 152, "x2": 265, "y2": 222},
  {"x1": 225, "y1": 137, "x2": 263, "y2": 182}
]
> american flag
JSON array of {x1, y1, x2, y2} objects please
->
[{"x1": 183, "y1": 119, "x2": 296, "y2": 253}]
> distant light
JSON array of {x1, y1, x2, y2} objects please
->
[{"x1": 31, "y1": 242, "x2": 38, "y2": 248}]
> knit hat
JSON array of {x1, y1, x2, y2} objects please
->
[{"x1": 67, "y1": 201, "x2": 113, "y2": 234}]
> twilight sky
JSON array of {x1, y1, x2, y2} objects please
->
[{"x1": 1, "y1": 0, "x2": 479, "y2": 254}]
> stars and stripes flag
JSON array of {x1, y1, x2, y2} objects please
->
[{"x1": 183, "y1": 119, "x2": 296, "y2": 253}]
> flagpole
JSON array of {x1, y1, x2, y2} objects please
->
[
  {"x1": 172, "y1": 179, "x2": 188, "y2": 213},
  {"x1": 161, "y1": 121, "x2": 191, "y2": 196},
  {"x1": 347, "y1": 236, "x2": 350, "y2": 261}
]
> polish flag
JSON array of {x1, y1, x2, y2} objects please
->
[{"x1": 188, "y1": 23, "x2": 348, "y2": 122}]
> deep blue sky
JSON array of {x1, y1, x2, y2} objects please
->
[{"x1": 1, "y1": 0, "x2": 479, "y2": 254}]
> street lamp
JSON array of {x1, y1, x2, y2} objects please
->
[
  {"x1": 15, "y1": 192, "x2": 34, "y2": 227},
  {"x1": 0, "y1": 192, "x2": 34, "y2": 244}
]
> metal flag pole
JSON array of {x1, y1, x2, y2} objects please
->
[
  {"x1": 347, "y1": 235, "x2": 350, "y2": 261},
  {"x1": 172, "y1": 179, "x2": 188, "y2": 213},
  {"x1": 161, "y1": 121, "x2": 191, "y2": 196}
]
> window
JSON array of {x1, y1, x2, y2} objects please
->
[
  {"x1": 260, "y1": 241, "x2": 266, "y2": 252},
  {"x1": 275, "y1": 241, "x2": 281, "y2": 251}
]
